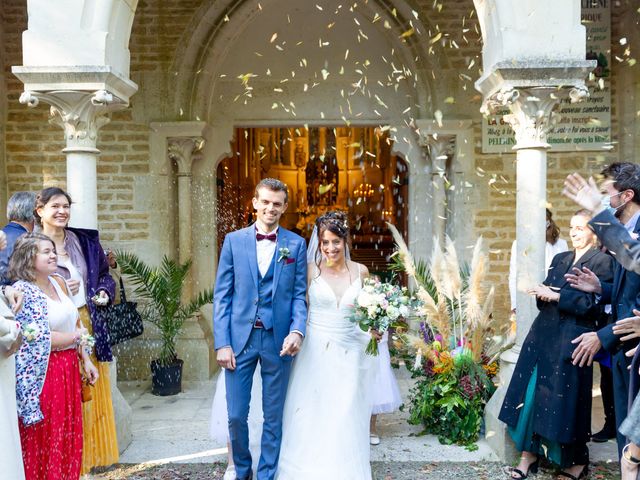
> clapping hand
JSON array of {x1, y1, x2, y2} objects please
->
[
  {"x1": 565, "y1": 267, "x2": 602, "y2": 294},
  {"x1": 527, "y1": 284, "x2": 560, "y2": 303},
  {"x1": 563, "y1": 173, "x2": 604, "y2": 213},
  {"x1": 571, "y1": 332, "x2": 602, "y2": 367},
  {"x1": 67, "y1": 279, "x2": 81, "y2": 296},
  {"x1": 613, "y1": 309, "x2": 640, "y2": 342}
]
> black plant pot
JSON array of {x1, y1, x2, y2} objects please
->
[{"x1": 150, "y1": 358, "x2": 184, "y2": 396}]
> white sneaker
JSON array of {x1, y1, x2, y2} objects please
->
[
  {"x1": 370, "y1": 434, "x2": 381, "y2": 446},
  {"x1": 223, "y1": 465, "x2": 237, "y2": 480}
]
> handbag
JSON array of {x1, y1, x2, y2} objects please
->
[{"x1": 104, "y1": 277, "x2": 144, "y2": 346}]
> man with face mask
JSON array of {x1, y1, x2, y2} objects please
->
[{"x1": 564, "y1": 162, "x2": 640, "y2": 458}]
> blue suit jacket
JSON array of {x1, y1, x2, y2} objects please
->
[
  {"x1": 596, "y1": 215, "x2": 640, "y2": 353},
  {"x1": 0, "y1": 222, "x2": 29, "y2": 285},
  {"x1": 213, "y1": 225, "x2": 308, "y2": 355}
]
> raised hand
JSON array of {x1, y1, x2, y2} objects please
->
[
  {"x1": 563, "y1": 173, "x2": 603, "y2": 213},
  {"x1": 565, "y1": 266, "x2": 602, "y2": 294}
]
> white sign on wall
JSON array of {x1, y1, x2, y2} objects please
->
[{"x1": 482, "y1": 0, "x2": 611, "y2": 153}]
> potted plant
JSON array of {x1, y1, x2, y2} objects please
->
[{"x1": 116, "y1": 252, "x2": 213, "y2": 396}]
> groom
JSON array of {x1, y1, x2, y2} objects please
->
[{"x1": 213, "y1": 178, "x2": 308, "y2": 480}]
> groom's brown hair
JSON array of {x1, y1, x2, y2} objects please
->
[{"x1": 255, "y1": 178, "x2": 289, "y2": 203}]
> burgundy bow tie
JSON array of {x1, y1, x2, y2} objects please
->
[{"x1": 256, "y1": 232, "x2": 277, "y2": 242}]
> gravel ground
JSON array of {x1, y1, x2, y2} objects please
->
[{"x1": 88, "y1": 461, "x2": 621, "y2": 479}]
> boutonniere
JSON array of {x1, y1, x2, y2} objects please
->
[{"x1": 278, "y1": 247, "x2": 291, "y2": 263}]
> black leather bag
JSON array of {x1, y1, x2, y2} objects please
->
[{"x1": 104, "y1": 277, "x2": 143, "y2": 346}]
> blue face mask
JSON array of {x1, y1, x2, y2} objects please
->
[{"x1": 602, "y1": 192, "x2": 626, "y2": 217}]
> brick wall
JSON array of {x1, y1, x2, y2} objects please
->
[{"x1": 1, "y1": 0, "x2": 637, "y2": 324}]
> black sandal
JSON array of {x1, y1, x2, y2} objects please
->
[
  {"x1": 557, "y1": 464, "x2": 588, "y2": 480},
  {"x1": 504, "y1": 458, "x2": 539, "y2": 479}
]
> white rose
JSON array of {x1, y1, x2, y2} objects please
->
[
  {"x1": 357, "y1": 292, "x2": 375, "y2": 308},
  {"x1": 386, "y1": 305, "x2": 400, "y2": 320},
  {"x1": 399, "y1": 305, "x2": 410, "y2": 317}
]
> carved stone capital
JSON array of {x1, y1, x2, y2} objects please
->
[
  {"x1": 420, "y1": 134, "x2": 455, "y2": 175},
  {"x1": 481, "y1": 86, "x2": 589, "y2": 150},
  {"x1": 19, "y1": 90, "x2": 125, "y2": 153},
  {"x1": 168, "y1": 137, "x2": 205, "y2": 175}
]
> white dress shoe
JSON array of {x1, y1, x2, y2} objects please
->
[
  {"x1": 369, "y1": 434, "x2": 380, "y2": 446},
  {"x1": 223, "y1": 465, "x2": 237, "y2": 480}
]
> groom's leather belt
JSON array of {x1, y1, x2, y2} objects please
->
[{"x1": 254, "y1": 319, "x2": 264, "y2": 328}]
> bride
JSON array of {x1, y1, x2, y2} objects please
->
[
  {"x1": 276, "y1": 211, "x2": 377, "y2": 480},
  {"x1": 210, "y1": 211, "x2": 377, "y2": 480}
]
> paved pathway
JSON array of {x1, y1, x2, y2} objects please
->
[{"x1": 86, "y1": 367, "x2": 620, "y2": 478}]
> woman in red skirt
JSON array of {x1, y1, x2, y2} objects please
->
[{"x1": 11, "y1": 233, "x2": 98, "y2": 480}]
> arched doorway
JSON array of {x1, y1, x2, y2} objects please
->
[{"x1": 216, "y1": 126, "x2": 409, "y2": 276}]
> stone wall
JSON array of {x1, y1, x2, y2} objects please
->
[{"x1": 1, "y1": 0, "x2": 638, "y2": 377}]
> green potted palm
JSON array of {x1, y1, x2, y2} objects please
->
[{"x1": 116, "y1": 252, "x2": 213, "y2": 396}]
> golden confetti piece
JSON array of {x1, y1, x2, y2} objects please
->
[
  {"x1": 429, "y1": 32, "x2": 442, "y2": 44},
  {"x1": 391, "y1": 8, "x2": 397, "y2": 17},
  {"x1": 328, "y1": 22, "x2": 335, "y2": 29},
  {"x1": 383, "y1": 20, "x2": 391, "y2": 29},
  {"x1": 468, "y1": 59, "x2": 475, "y2": 69},
  {"x1": 316, "y1": 4, "x2": 323, "y2": 10},
  {"x1": 620, "y1": 37, "x2": 628, "y2": 45},
  {"x1": 270, "y1": 33, "x2": 278, "y2": 43},
  {"x1": 271, "y1": 103, "x2": 278, "y2": 110},
  {"x1": 273, "y1": 88, "x2": 283, "y2": 93},
  {"x1": 303, "y1": 84, "x2": 308, "y2": 92},
  {"x1": 318, "y1": 183, "x2": 334, "y2": 194},
  {"x1": 224, "y1": 15, "x2": 230, "y2": 22},
  {"x1": 275, "y1": 45, "x2": 284, "y2": 51},
  {"x1": 373, "y1": 13, "x2": 380, "y2": 23},
  {"x1": 629, "y1": 58, "x2": 637, "y2": 66},
  {"x1": 434, "y1": 110, "x2": 443, "y2": 127},
  {"x1": 321, "y1": 69, "x2": 330, "y2": 80},
  {"x1": 412, "y1": 9, "x2": 419, "y2": 19},
  {"x1": 598, "y1": 78, "x2": 605, "y2": 90},
  {"x1": 400, "y1": 28, "x2": 415, "y2": 39},
  {"x1": 444, "y1": 97, "x2": 455, "y2": 104}
]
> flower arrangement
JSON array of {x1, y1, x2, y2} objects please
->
[
  {"x1": 350, "y1": 278, "x2": 414, "y2": 355},
  {"x1": 387, "y1": 223, "x2": 513, "y2": 450},
  {"x1": 22, "y1": 322, "x2": 40, "y2": 343}
]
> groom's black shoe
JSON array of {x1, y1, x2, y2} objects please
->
[{"x1": 591, "y1": 423, "x2": 617, "y2": 443}]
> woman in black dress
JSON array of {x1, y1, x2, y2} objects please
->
[{"x1": 500, "y1": 210, "x2": 614, "y2": 480}]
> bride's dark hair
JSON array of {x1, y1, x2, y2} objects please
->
[{"x1": 314, "y1": 210, "x2": 352, "y2": 277}]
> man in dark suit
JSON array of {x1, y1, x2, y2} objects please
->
[
  {"x1": 565, "y1": 163, "x2": 640, "y2": 457},
  {"x1": 0, "y1": 191, "x2": 35, "y2": 285}
]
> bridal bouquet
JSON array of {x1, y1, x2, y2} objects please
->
[{"x1": 350, "y1": 278, "x2": 412, "y2": 355}]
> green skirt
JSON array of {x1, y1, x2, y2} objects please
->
[{"x1": 507, "y1": 365, "x2": 564, "y2": 466}]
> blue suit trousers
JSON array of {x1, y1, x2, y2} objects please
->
[{"x1": 226, "y1": 328, "x2": 291, "y2": 480}]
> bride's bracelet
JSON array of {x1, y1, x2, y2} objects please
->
[{"x1": 623, "y1": 444, "x2": 640, "y2": 465}]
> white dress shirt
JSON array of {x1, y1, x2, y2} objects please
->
[{"x1": 256, "y1": 225, "x2": 278, "y2": 277}]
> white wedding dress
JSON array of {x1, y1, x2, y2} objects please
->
[{"x1": 276, "y1": 266, "x2": 374, "y2": 480}]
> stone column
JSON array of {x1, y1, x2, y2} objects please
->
[
  {"x1": 168, "y1": 136, "x2": 204, "y2": 300},
  {"x1": 422, "y1": 134, "x2": 455, "y2": 242},
  {"x1": 482, "y1": 85, "x2": 589, "y2": 461},
  {"x1": 18, "y1": 90, "x2": 122, "y2": 228}
]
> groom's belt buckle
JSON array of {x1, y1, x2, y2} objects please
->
[{"x1": 254, "y1": 319, "x2": 264, "y2": 328}]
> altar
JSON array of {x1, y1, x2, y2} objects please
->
[{"x1": 216, "y1": 126, "x2": 408, "y2": 274}]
